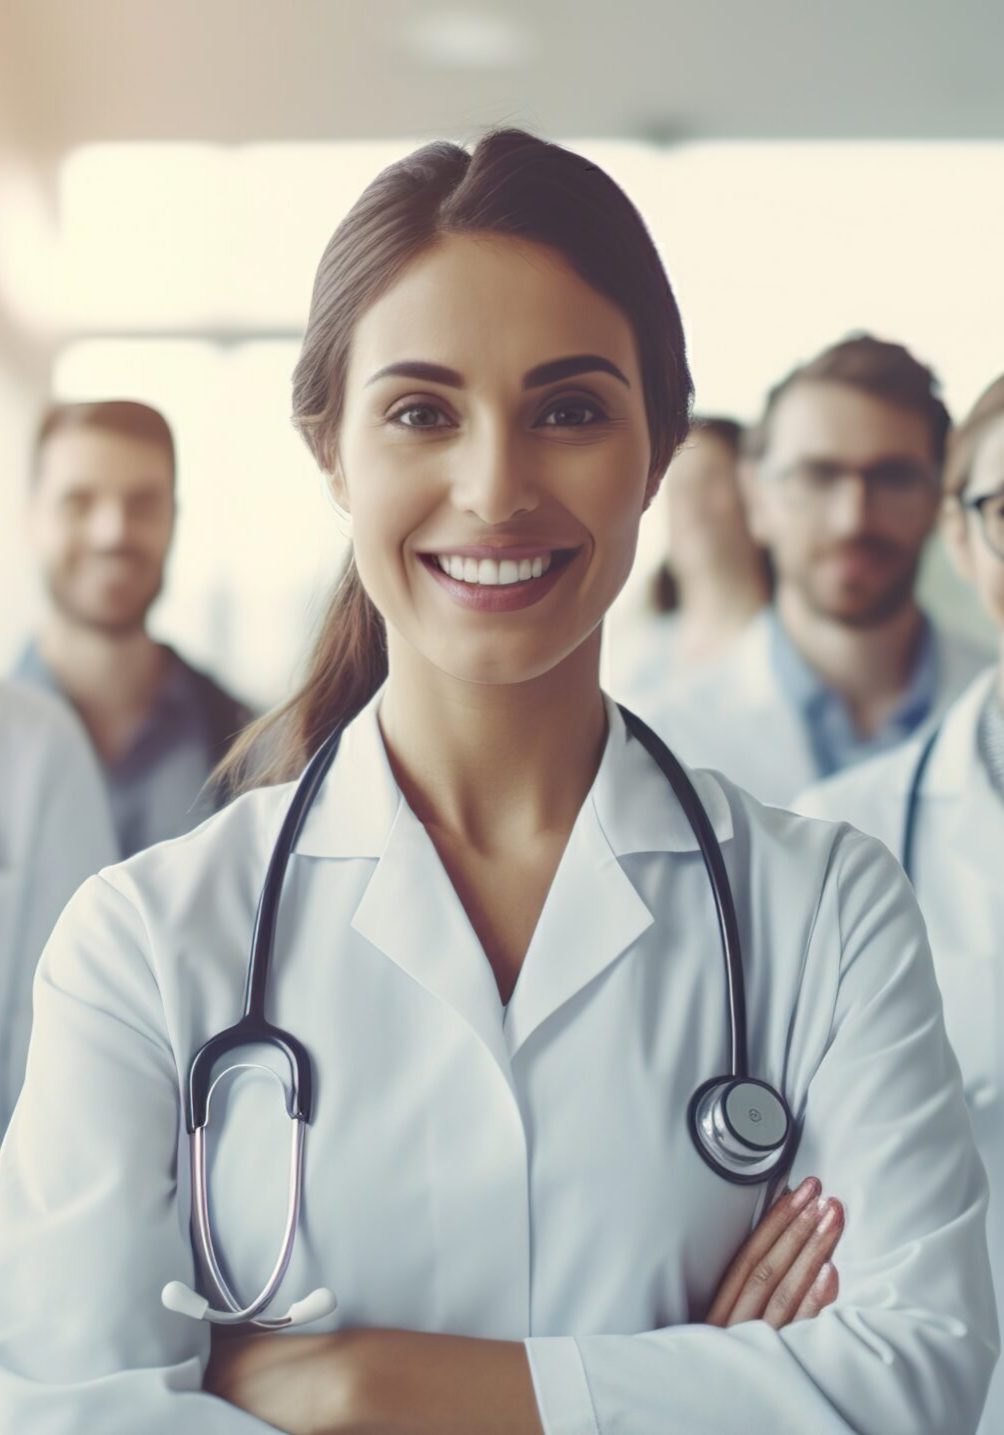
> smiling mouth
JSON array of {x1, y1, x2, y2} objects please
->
[{"x1": 422, "y1": 549, "x2": 577, "y2": 586}]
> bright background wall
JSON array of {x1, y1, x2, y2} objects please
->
[{"x1": 2, "y1": 2, "x2": 1002, "y2": 704}]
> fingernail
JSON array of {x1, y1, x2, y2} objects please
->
[
  {"x1": 817, "y1": 1200, "x2": 842, "y2": 1234},
  {"x1": 790, "y1": 1176, "x2": 821, "y2": 1211}
]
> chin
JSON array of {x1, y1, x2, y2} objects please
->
[{"x1": 431, "y1": 637, "x2": 587, "y2": 689}]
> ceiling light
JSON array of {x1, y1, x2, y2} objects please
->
[{"x1": 400, "y1": 10, "x2": 533, "y2": 69}]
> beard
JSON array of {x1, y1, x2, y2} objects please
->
[
  {"x1": 44, "y1": 552, "x2": 164, "y2": 636},
  {"x1": 796, "y1": 538, "x2": 922, "y2": 630}
]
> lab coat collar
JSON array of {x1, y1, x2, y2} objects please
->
[
  {"x1": 901, "y1": 666, "x2": 998, "y2": 800},
  {"x1": 907, "y1": 665, "x2": 1001, "y2": 888},
  {"x1": 293, "y1": 689, "x2": 734, "y2": 861},
  {"x1": 292, "y1": 688, "x2": 734, "y2": 1066}
]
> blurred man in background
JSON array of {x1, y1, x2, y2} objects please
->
[
  {"x1": 604, "y1": 416, "x2": 771, "y2": 706},
  {"x1": 639, "y1": 336, "x2": 991, "y2": 804},
  {"x1": 0, "y1": 681, "x2": 116, "y2": 1135},
  {"x1": 13, "y1": 401, "x2": 251, "y2": 857}
]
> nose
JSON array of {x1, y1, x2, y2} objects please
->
[
  {"x1": 87, "y1": 499, "x2": 132, "y2": 548},
  {"x1": 450, "y1": 420, "x2": 539, "y2": 526},
  {"x1": 826, "y1": 472, "x2": 873, "y2": 534}
]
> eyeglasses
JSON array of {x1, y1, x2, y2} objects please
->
[
  {"x1": 961, "y1": 486, "x2": 1004, "y2": 560},
  {"x1": 766, "y1": 458, "x2": 939, "y2": 514}
]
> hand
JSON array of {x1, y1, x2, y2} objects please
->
[{"x1": 705, "y1": 1176, "x2": 843, "y2": 1329}]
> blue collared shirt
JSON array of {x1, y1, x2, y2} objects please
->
[
  {"x1": 12, "y1": 642, "x2": 250, "y2": 859},
  {"x1": 766, "y1": 608, "x2": 939, "y2": 782}
]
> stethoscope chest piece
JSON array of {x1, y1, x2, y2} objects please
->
[{"x1": 689, "y1": 1075, "x2": 793, "y2": 1184}]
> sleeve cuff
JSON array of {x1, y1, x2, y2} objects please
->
[{"x1": 525, "y1": 1336, "x2": 600, "y2": 1435}]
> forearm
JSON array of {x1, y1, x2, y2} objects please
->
[
  {"x1": 206, "y1": 1328, "x2": 544, "y2": 1435},
  {"x1": 336, "y1": 1329, "x2": 543, "y2": 1435}
]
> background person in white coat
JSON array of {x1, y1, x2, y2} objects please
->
[
  {"x1": 797, "y1": 372, "x2": 1004, "y2": 1435},
  {"x1": 0, "y1": 680, "x2": 116, "y2": 1136},
  {"x1": 638, "y1": 337, "x2": 990, "y2": 805},
  {"x1": 0, "y1": 133, "x2": 995, "y2": 1434}
]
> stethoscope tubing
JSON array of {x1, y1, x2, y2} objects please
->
[
  {"x1": 617, "y1": 706, "x2": 748, "y2": 1078},
  {"x1": 189, "y1": 1119, "x2": 306, "y2": 1326},
  {"x1": 901, "y1": 723, "x2": 942, "y2": 885}
]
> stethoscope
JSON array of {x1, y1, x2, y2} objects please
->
[
  {"x1": 901, "y1": 722, "x2": 942, "y2": 885},
  {"x1": 161, "y1": 706, "x2": 796, "y2": 1331}
]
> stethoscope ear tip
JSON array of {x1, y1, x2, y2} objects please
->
[
  {"x1": 161, "y1": 1280, "x2": 209, "y2": 1321},
  {"x1": 287, "y1": 1286, "x2": 338, "y2": 1325}
]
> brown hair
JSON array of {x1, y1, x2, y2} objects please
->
[
  {"x1": 944, "y1": 374, "x2": 1004, "y2": 498},
  {"x1": 33, "y1": 400, "x2": 176, "y2": 484},
  {"x1": 744, "y1": 333, "x2": 951, "y2": 469},
  {"x1": 222, "y1": 129, "x2": 693, "y2": 790}
]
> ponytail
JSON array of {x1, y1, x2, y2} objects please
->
[{"x1": 216, "y1": 552, "x2": 386, "y2": 794}]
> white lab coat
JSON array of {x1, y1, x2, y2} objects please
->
[
  {"x1": 796, "y1": 665, "x2": 1004, "y2": 1435},
  {"x1": 632, "y1": 610, "x2": 991, "y2": 806},
  {"x1": 0, "y1": 692, "x2": 995, "y2": 1433},
  {"x1": 0, "y1": 681, "x2": 117, "y2": 1135}
]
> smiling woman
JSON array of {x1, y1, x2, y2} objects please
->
[
  {"x1": 0, "y1": 131, "x2": 995, "y2": 1435},
  {"x1": 222, "y1": 130, "x2": 689, "y2": 783}
]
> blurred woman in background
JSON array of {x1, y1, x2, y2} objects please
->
[
  {"x1": 797, "y1": 373, "x2": 1004, "y2": 1435},
  {"x1": 604, "y1": 417, "x2": 771, "y2": 708}
]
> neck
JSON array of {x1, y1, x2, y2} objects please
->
[
  {"x1": 379, "y1": 633, "x2": 607, "y2": 853},
  {"x1": 775, "y1": 586, "x2": 927, "y2": 737},
  {"x1": 672, "y1": 556, "x2": 769, "y2": 660},
  {"x1": 36, "y1": 611, "x2": 166, "y2": 761}
]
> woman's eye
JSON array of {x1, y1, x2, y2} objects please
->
[
  {"x1": 540, "y1": 399, "x2": 606, "y2": 428},
  {"x1": 390, "y1": 403, "x2": 450, "y2": 430}
]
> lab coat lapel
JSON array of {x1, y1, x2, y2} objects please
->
[
  {"x1": 504, "y1": 799, "x2": 653, "y2": 1058},
  {"x1": 505, "y1": 701, "x2": 733, "y2": 1059},
  {"x1": 295, "y1": 691, "x2": 515, "y2": 1085},
  {"x1": 349, "y1": 804, "x2": 517, "y2": 1088},
  {"x1": 921, "y1": 669, "x2": 1001, "y2": 888}
]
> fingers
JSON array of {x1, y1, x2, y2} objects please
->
[
  {"x1": 792, "y1": 1260, "x2": 839, "y2": 1322},
  {"x1": 760, "y1": 1199, "x2": 844, "y2": 1329},
  {"x1": 706, "y1": 1176, "x2": 821, "y2": 1326},
  {"x1": 728, "y1": 1194, "x2": 843, "y2": 1327}
]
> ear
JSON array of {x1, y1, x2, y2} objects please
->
[
  {"x1": 642, "y1": 466, "x2": 664, "y2": 513},
  {"x1": 940, "y1": 495, "x2": 975, "y2": 583},
  {"x1": 321, "y1": 460, "x2": 350, "y2": 516},
  {"x1": 738, "y1": 458, "x2": 771, "y2": 546}
]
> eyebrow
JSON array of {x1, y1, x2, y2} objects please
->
[{"x1": 365, "y1": 354, "x2": 631, "y2": 390}]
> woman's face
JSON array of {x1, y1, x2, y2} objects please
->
[
  {"x1": 662, "y1": 430, "x2": 752, "y2": 576},
  {"x1": 944, "y1": 413, "x2": 1004, "y2": 632},
  {"x1": 334, "y1": 233, "x2": 653, "y2": 686}
]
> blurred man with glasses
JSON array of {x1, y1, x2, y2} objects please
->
[{"x1": 638, "y1": 335, "x2": 991, "y2": 804}]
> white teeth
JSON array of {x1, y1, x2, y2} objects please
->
[
  {"x1": 433, "y1": 553, "x2": 554, "y2": 585},
  {"x1": 477, "y1": 557, "x2": 499, "y2": 585}
]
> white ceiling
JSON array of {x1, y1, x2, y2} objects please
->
[{"x1": 1, "y1": 0, "x2": 1002, "y2": 153}]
